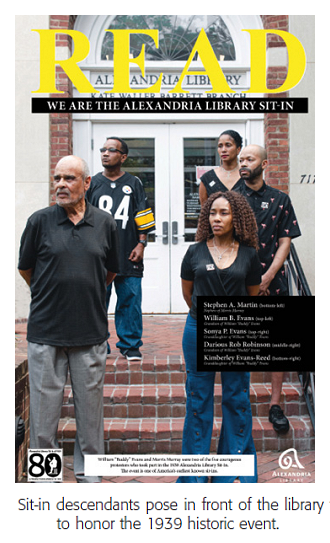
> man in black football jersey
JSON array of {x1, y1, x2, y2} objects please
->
[{"x1": 87, "y1": 137, "x2": 155, "y2": 361}]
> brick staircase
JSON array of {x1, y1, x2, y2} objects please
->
[{"x1": 57, "y1": 316, "x2": 314, "y2": 455}]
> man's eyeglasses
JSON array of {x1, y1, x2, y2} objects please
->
[{"x1": 100, "y1": 147, "x2": 125, "y2": 154}]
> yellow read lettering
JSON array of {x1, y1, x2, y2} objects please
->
[
  {"x1": 32, "y1": 29, "x2": 95, "y2": 94},
  {"x1": 169, "y1": 28, "x2": 232, "y2": 94},
  {"x1": 107, "y1": 29, "x2": 162, "y2": 93},
  {"x1": 245, "y1": 29, "x2": 306, "y2": 93},
  {"x1": 32, "y1": 28, "x2": 306, "y2": 95}
]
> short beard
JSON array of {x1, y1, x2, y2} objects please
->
[
  {"x1": 102, "y1": 162, "x2": 117, "y2": 172},
  {"x1": 240, "y1": 163, "x2": 263, "y2": 183}
]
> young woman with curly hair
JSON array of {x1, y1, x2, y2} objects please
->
[{"x1": 176, "y1": 191, "x2": 261, "y2": 484}]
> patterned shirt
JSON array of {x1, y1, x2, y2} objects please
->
[{"x1": 237, "y1": 182, "x2": 301, "y2": 295}]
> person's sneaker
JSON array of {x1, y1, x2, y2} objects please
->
[
  {"x1": 125, "y1": 349, "x2": 142, "y2": 361},
  {"x1": 269, "y1": 404, "x2": 290, "y2": 434}
]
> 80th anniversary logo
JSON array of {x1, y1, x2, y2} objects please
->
[{"x1": 28, "y1": 449, "x2": 63, "y2": 482}]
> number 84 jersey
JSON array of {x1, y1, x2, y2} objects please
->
[{"x1": 87, "y1": 171, "x2": 155, "y2": 277}]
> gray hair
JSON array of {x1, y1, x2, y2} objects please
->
[
  {"x1": 55, "y1": 155, "x2": 90, "y2": 179},
  {"x1": 80, "y1": 158, "x2": 90, "y2": 180}
]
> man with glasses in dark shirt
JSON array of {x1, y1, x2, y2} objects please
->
[
  {"x1": 87, "y1": 137, "x2": 155, "y2": 361},
  {"x1": 18, "y1": 155, "x2": 119, "y2": 482}
]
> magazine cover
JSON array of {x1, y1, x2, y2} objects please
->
[{"x1": 15, "y1": 12, "x2": 316, "y2": 495}]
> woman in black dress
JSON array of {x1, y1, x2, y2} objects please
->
[
  {"x1": 177, "y1": 191, "x2": 261, "y2": 483},
  {"x1": 199, "y1": 130, "x2": 243, "y2": 205}
]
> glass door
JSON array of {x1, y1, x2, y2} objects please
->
[{"x1": 169, "y1": 123, "x2": 246, "y2": 312}]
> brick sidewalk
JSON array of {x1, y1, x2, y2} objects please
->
[{"x1": 15, "y1": 316, "x2": 315, "y2": 484}]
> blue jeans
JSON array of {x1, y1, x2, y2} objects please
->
[
  {"x1": 176, "y1": 314, "x2": 258, "y2": 483},
  {"x1": 106, "y1": 276, "x2": 143, "y2": 352}
]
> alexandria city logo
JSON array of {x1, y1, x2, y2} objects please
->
[{"x1": 272, "y1": 448, "x2": 311, "y2": 481}]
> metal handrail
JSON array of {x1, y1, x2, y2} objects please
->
[
  {"x1": 285, "y1": 243, "x2": 315, "y2": 430},
  {"x1": 298, "y1": 372, "x2": 315, "y2": 430},
  {"x1": 286, "y1": 243, "x2": 312, "y2": 296}
]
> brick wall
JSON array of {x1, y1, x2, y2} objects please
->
[
  {"x1": 261, "y1": 15, "x2": 289, "y2": 193},
  {"x1": 15, "y1": 358, "x2": 29, "y2": 482},
  {"x1": 49, "y1": 16, "x2": 77, "y2": 202}
]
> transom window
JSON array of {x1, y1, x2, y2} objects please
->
[{"x1": 101, "y1": 15, "x2": 235, "y2": 61}]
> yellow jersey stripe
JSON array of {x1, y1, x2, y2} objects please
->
[{"x1": 135, "y1": 209, "x2": 155, "y2": 230}]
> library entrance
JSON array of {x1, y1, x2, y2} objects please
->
[
  {"x1": 72, "y1": 14, "x2": 264, "y2": 312},
  {"x1": 89, "y1": 121, "x2": 247, "y2": 313}
]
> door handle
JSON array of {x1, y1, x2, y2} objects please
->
[
  {"x1": 155, "y1": 221, "x2": 168, "y2": 245},
  {"x1": 172, "y1": 221, "x2": 185, "y2": 244}
]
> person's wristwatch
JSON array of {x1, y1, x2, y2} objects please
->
[{"x1": 138, "y1": 239, "x2": 147, "y2": 247}]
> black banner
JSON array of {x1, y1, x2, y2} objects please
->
[
  {"x1": 197, "y1": 296, "x2": 314, "y2": 372},
  {"x1": 31, "y1": 97, "x2": 308, "y2": 114}
]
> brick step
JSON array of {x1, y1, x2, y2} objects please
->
[
  {"x1": 62, "y1": 382, "x2": 308, "y2": 419},
  {"x1": 58, "y1": 415, "x2": 314, "y2": 455},
  {"x1": 103, "y1": 359, "x2": 300, "y2": 386}
]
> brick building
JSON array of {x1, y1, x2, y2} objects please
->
[{"x1": 15, "y1": 15, "x2": 315, "y2": 317}]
